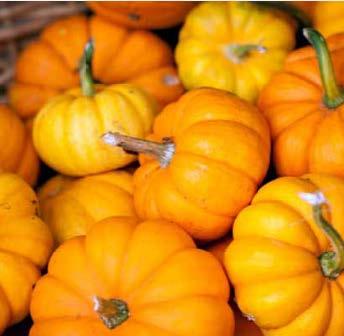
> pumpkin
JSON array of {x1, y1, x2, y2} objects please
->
[
  {"x1": 30, "y1": 216, "x2": 234, "y2": 336},
  {"x1": 9, "y1": 15, "x2": 183, "y2": 118},
  {"x1": 175, "y1": 1, "x2": 296, "y2": 103},
  {"x1": 0, "y1": 173, "x2": 53, "y2": 334},
  {"x1": 259, "y1": 29, "x2": 344, "y2": 178},
  {"x1": 33, "y1": 41, "x2": 157, "y2": 176},
  {"x1": 39, "y1": 170, "x2": 135, "y2": 245},
  {"x1": 0, "y1": 105, "x2": 39, "y2": 186},
  {"x1": 225, "y1": 174, "x2": 344, "y2": 335},
  {"x1": 314, "y1": 2, "x2": 344, "y2": 37},
  {"x1": 102, "y1": 87, "x2": 270, "y2": 241},
  {"x1": 88, "y1": 1, "x2": 196, "y2": 29}
]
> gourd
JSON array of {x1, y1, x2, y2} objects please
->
[
  {"x1": 9, "y1": 15, "x2": 183, "y2": 118},
  {"x1": 226, "y1": 174, "x2": 344, "y2": 335},
  {"x1": 30, "y1": 216, "x2": 234, "y2": 336},
  {"x1": 103, "y1": 87, "x2": 270, "y2": 240},
  {"x1": 33, "y1": 41, "x2": 157, "y2": 176},
  {"x1": 175, "y1": 1, "x2": 296, "y2": 103},
  {"x1": 38, "y1": 170, "x2": 135, "y2": 245},
  {"x1": 0, "y1": 173, "x2": 53, "y2": 334},
  {"x1": 259, "y1": 28, "x2": 344, "y2": 177}
]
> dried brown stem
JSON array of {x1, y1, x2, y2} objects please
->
[{"x1": 102, "y1": 132, "x2": 175, "y2": 168}]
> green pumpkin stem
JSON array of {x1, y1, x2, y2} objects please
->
[
  {"x1": 93, "y1": 296, "x2": 129, "y2": 329},
  {"x1": 303, "y1": 28, "x2": 344, "y2": 109},
  {"x1": 80, "y1": 40, "x2": 95, "y2": 97},
  {"x1": 301, "y1": 191, "x2": 344, "y2": 279},
  {"x1": 101, "y1": 132, "x2": 175, "y2": 168}
]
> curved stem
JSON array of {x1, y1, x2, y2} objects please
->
[
  {"x1": 303, "y1": 28, "x2": 344, "y2": 109},
  {"x1": 79, "y1": 40, "x2": 95, "y2": 97},
  {"x1": 93, "y1": 296, "x2": 129, "y2": 329},
  {"x1": 102, "y1": 132, "x2": 175, "y2": 168},
  {"x1": 300, "y1": 191, "x2": 344, "y2": 279},
  {"x1": 225, "y1": 44, "x2": 266, "y2": 63}
]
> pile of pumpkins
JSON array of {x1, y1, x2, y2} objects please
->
[{"x1": 2, "y1": 1, "x2": 344, "y2": 335}]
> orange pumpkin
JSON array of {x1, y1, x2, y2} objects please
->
[
  {"x1": 9, "y1": 15, "x2": 183, "y2": 118},
  {"x1": 0, "y1": 173, "x2": 53, "y2": 334},
  {"x1": 103, "y1": 88, "x2": 271, "y2": 241},
  {"x1": 226, "y1": 174, "x2": 344, "y2": 335},
  {"x1": 88, "y1": 1, "x2": 195, "y2": 29},
  {"x1": 33, "y1": 42, "x2": 157, "y2": 176},
  {"x1": 39, "y1": 170, "x2": 135, "y2": 245},
  {"x1": 30, "y1": 216, "x2": 234, "y2": 336},
  {"x1": 314, "y1": 2, "x2": 344, "y2": 37},
  {"x1": 259, "y1": 29, "x2": 344, "y2": 178},
  {"x1": 0, "y1": 105, "x2": 39, "y2": 185}
]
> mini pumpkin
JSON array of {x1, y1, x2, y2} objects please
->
[
  {"x1": 0, "y1": 173, "x2": 53, "y2": 334},
  {"x1": 259, "y1": 28, "x2": 344, "y2": 177},
  {"x1": 30, "y1": 216, "x2": 234, "y2": 336},
  {"x1": 9, "y1": 15, "x2": 183, "y2": 118},
  {"x1": 39, "y1": 170, "x2": 135, "y2": 245},
  {"x1": 314, "y1": 2, "x2": 344, "y2": 37},
  {"x1": 175, "y1": 1, "x2": 296, "y2": 103},
  {"x1": 0, "y1": 105, "x2": 39, "y2": 185},
  {"x1": 103, "y1": 87, "x2": 270, "y2": 241},
  {"x1": 226, "y1": 174, "x2": 344, "y2": 335},
  {"x1": 33, "y1": 41, "x2": 157, "y2": 176},
  {"x1": 88, "y1": 1, "x2": 196, "y2": 29}
]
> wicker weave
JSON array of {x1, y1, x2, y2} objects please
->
[{"x1": 0, "y1": 1, "x2": 88, "y2": 103}]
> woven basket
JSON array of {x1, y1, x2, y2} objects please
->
[{"x1": 0, "y1": 1, "x2": 88, "y2": 103}]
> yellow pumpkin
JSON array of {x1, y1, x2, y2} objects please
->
[
  {"x1": 39, "y1": 170, "x2": 135, "y2": 245},
  {"x1": 175, "y1": 1, "x2": 296, "y2": 103},
  {"x1": 226, "y1": 174, "x2": 344, "y2": 335},
  {"x1": 0, "y1": 173, "x2": 53, "y2": 334},
  {"x1": 33, "y1": 41, "x2": 157, "y2": 176}
]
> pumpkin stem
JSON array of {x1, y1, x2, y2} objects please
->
[
  {"x1": 79, "y1": 40, "x2": 95, "y2": 97},
  {"x1": 102, "y1": 132, "x2": 175, "y2": 168},
  {"x1": 225, "y1": 44, "x2": 267, "y2": 63},
  {"x1": 303, "y1": 28, "x2": 344, "y2": 109},
  {"x1": 93, "y1": 296, "x2": 129, "y2": 329},
  {"x1": 300, "y1": 191, "x2": 344, "y2": 279}
]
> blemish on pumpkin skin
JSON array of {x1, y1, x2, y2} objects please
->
[{"x1": 128, "y1": 13, "x2": 140, "y2": 21}]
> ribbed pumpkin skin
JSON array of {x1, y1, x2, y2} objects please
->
[
  {"x1": 9, "y1": 15, "x2": 183, "y2": 118},
  {"x1": 0, "y1": 105, "x2": 39, "y2": 186},
  {"x1": 225, "y1": 174, "x2": 344, "y2": 336},
  {"x1": 0, "y1": 173, "x2": 53, "y2": 334},
  {"x1": 134, "y1": 88, "x2": 270, "y2": 241},
  {"x1": 38, "y1": 171, "x2": 135, "y2": 245},
  {"x1": 175, "y1": 2, "x2": 296, "y2": 103},
  {"x1": 258, "y1": 33, "x2": 344, "y2": 178},
  {"x1": 30, "y1": 217, "x2": 234, "y2": 336},
  {"x1": 33, "y1": 84, "x2": 157, "y2": 176},
  {"x1": 314, "y1": 2, "x2": 344, "y2": 37},
  {"x1": 88, "y1": 1, "x2": 195, "y2": 29}
]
